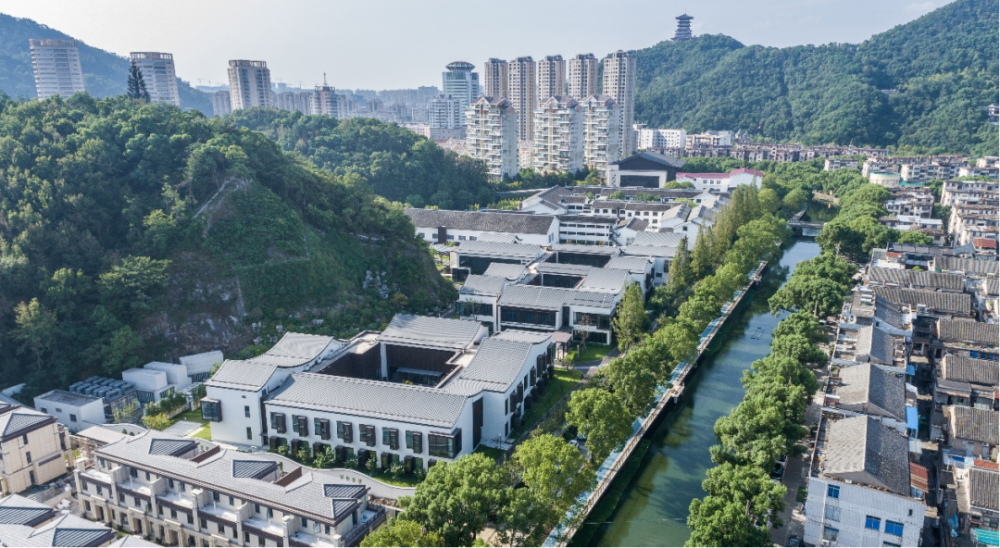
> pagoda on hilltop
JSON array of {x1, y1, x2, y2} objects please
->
[{"x1": 673, "y1": 13, "x2": 693, "y2": 41}]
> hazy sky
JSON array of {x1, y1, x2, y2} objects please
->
[{"x1": 2, "y1": 0, "x2": 952, "y2": 90}]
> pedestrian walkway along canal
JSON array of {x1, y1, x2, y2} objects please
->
[{"x1": 579, "y1": 239, "x2": 822, "y2": 547}]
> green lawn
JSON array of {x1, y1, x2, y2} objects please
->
[
  {"x1": 565, "y1": 344, "x2": 613, "y2": 364},
  {"x1": 511, "y1": 368, "x2": 583, "y2": 440},
  {"x1": 367, "y1": 469, "x2": 422, "y2": 487},
  {"x1": 171, "y1": 410, "x2": 211, "y2": 440},
  {"x1": 474, "y1": 445, "x2": 508, "y2": 463},
  {"x1": 192, "y1": 424, "x2": 212, "y2": 440}
]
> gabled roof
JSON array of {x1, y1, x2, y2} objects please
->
[
  {"x1": 836, "y1": 364, "x2": 905, "y2": 420},
  {"x1": 446, "y1": 338, "x2": 542, "y2": 394},
  {"x1": 0, "y1": 513, "x2": 116, "y2": 547},
  {"x1": 970, "y1": 467, "x2": 999, "y2": 512},
  {"x1": 872, "y1": 287, "x2": 971, "y2": 315},
  {"x1": 856, "y1": 325, "x2": 896, "y2": 364},
  {"x1": 578, "y1": 269, "x2": 629, "y2": 292},
  {"x1": 941, "y1": 355, "x2": 999, "y2": 385},
  {"x1": 612, "y1": 151, "x2": 686, "y2": 170},
  {"x1": 460, "y1": 275, "x2": 509, "y2": 297},
  {"x1": 404, "y1": 208, "x2": 557, "y2": 235},
  {"x1": 0, "y1": 495, "x2": 54, "y2": 526},
  {"x1": 935, "y1": 256, "x2": 999, "y2": 276},
  {"x1": 482, "y1": 263, "x2": 527, "y2": 281},
  {"x1": 498, "y1": 285, "x2": 617, "y2": 311},
  {"x1": 0, "y1": 406, "x2": 55, "y2": 442},
  {"x1": 632, "y1": 231, "x2": 688, "y2": 248},
  {"x1": 253, "y1": 332, "x2": 340, "y2": 367},
  {"x1": 936, "y1": 319, "x2": 999, "y2": 347},
  {"x1": 946, "y1": 406, "x2": 999, "y2": 445},
  {"x1": 604, "y1": 255, "x2": 653, "y2": 274},
  {"x1": 379, "y1": 314, "x2": 484, "y2": 350},
  {"x1": 550, "y1": 244, "x2": 622, "y2": 256},
  {"x1": 206, "y1": 360, "x2": 279, "y2": 391},
  {"x1": 868, "y1": 267, "x2": 965, "y2": 291},
  {"x1": 824, "y1": 415, "x2": 910, "y2": 495},
  {"x1": 270, "y1": 373, "x2": 467, "y2": 428},
  {"x1": 452, "y1": 240, "x2": 542, "y2": 259}
]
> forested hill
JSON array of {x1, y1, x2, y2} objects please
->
[
  {"x1": 0, "y1": 96, "x2": 455, "y2": 397},
  {"x1": 229, "y1": 109, "x2": 499, "y2": 210},
  {"x1": 0, "y1": 13, "x2": 212, "y2": 113},
  {"x1": 633, "y1": 0, "x2": 998, "y2": 155}
]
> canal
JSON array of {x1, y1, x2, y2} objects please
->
[{"x1": 580, "y1": 239, "x2": 822, "y2": 547}]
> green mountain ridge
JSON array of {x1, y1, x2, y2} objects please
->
[
  {"x1": 0, "y1": 96, "x2": 455, "y2": 398},
  {"x1": 0, "y1": 13, "x2": 212, "y2": 113},
  {"x1": 633, "y1": 0, "x2": 998, "y2": 154}
]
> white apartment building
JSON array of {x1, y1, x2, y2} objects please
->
[
  {"x1": 602, "y1": 51, "x2": 637, "y2": 156},
  {"x1": 483, "y1": 59, "x2": 508, "y2": 98},
  {"x1": 0, "y1": 402, "x2": 70, "y2": 495},
  {"x1": 428, "y1": 95, "x2": 462, "y2": 130},
  {"x1": 211, "y1": 91, "x2": 232, "y2": 117},
  {"x1": 406, "y1": 208, "x2": 559, "y2": 247},
  {"x1": 568, "y1": 54, "x2": 599, "y2": 100},
  {"x1": 508, "y1": 57, "x2": 537, "y2": 142},
  {"x1": 442, "y1": 61, "x2": 479, "y2": 123},
  {"x1": 537, "y1": 55, "x2": 566, "y2": 102},
  {"x1": 675, "y1": 168, "x2": 764, "y2": 193},
  {"x1": 580, "y1": 95, "x2": 621, "y2": 177},
  {"x1": 533, "y1": 96, "x2": 584, "y2": 174},
  {"x1": 637, "y1": 128, "x2": 686, "y2": 150},
  {"x1": 277, "y1": 91, "x2": 312, "y2": 115},
  {"x1": 228, "y1": 60, "x2": 272, "y2": 110},
  {"x1": 312, "y1": 83, "x2": 346, "y2": 119},
  {"x1": 129, "y1": 52, "x2": 180, "y2": 106},
  {"x1": 29, "y1": 39, "x2": 86, "y2": 99},
  {"x1": 685, "y1": 130, "x2": 733, "y2": 148},
  {"x1": 76, "y1": 432, "x2": 384, "y2": 547},
  {"x1": 466, "y1": 96, "x2": 519, "y2": 180}
]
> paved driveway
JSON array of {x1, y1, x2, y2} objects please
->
[{"x1": 162, "y1": 420, "x2": 203, "y2": 437}]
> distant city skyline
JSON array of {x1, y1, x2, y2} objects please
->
[{"x1": 1, "y1": 0, "x2": 953, "y2": 90}]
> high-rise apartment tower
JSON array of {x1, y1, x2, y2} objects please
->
[
  {"x1": 466, "y1": 96, "x2": 519, "y2": 180},
  {"x1": 580, "y1": 95, "x2": 621, "y2": 177},
  {"x1": 129, "y1": 52, "x2": 180, "y2": 106},
  {"x1": 228, "y1": 60, "x2": 273, "y2": 110},
  {"x1": 442, "y1": 61, "x2": 479, "y2": 124},
  {"x1": 568, "y1": 53, "x2": 599, "y2": 100},
  {"x1": 29, "y1": 39, "x2": 85, "y2": 99},
  {"x1": 533, "y1": 96, "x2": 584, "y2": 174},
  {"x1": 483, "y1": 59, "x2": 509, "y2": 98},
  {"x1": 211, "y1": 91, "x2": 231, "y2": 117},
  {"x1": 537, "y1": 55, "x2": 566, "y2": 103},
  {"x1": 508, "y1": 57, "x2": 537, "y2": 141},
  {"x1": 601, "y1": 51, "x2": 637, "y2": 156}
]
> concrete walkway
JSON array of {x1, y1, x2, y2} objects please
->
[{"x1": 162, "y1": 420, "x2": 203, "y2": 437}]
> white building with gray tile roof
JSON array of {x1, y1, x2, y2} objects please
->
[
  {"x1": 832, "y1": 364, "x2": 906, "y2": 422},
  {"x1": 804, "y1": 415, "x2": 925, "y2": 548},
  {"x1": 405, "y1": 208, "x2": 558, "y2": 246},
  {"x1": 33, "y1": 390, "x2": 106, "y2": 433},
  {"x1": 75, "y1": 430, "x2": 385, "y2": 547},
  {"x1": 497, "y1": 284, "x2": 620, "y2": 344}
]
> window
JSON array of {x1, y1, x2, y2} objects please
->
[
  {"x1": 293, "y1": 415, "x2": 308, "y2": 437},
  {"x1": 827, "y1": 484, "x2": 840, "y2": 499},
  {"x1": 69, "y1": 414, "x2": 77, "y2": 422},
  {"x1": 337, "y1": 421, "x2": 353, "y2": 443},
  {"x1": 824, "y1": 506, "x2": 841, "y2": 522},
  {"x1": 200, "y1": 518, "x2": 207, "y2": 529},
  {"x1": 865, "y1": 516, "x2": 881, "y2": 530},
  {"x1": 40, "y1": 407, "x2": 47, "y2": 413},
  {"x1": 246, "y1": 427, "x2": 253, "y2": 440},
  {"x1": 383, "y1": 428, "x2": 399, "y2": 450},
  {"x1": 25, "y1": 451, "x2": 31, "y2": 464},
  {"x1": 244, "y1": 406, "x2": 251, "y2": 418},
  {"x1": 406, "y1": 431, "x2": 423, "y2": 453},
  {"x1": 360, "y1": 425, "x2": 376, "y2": 447},
  {"x1": 270, "y1": 412, "x2": 286, "y2": 433},
  {"x1": 168, "y1": 479, "x2": 175, "y2": 489},
  {"x1": 85, "y1": 501, "x2": 91, "y2": 512},
  {"x1": 428, "y1": 430, "x2": 462, "y2": 459},
  {"x1": 315, "y1": 419, "x2": 331, "y2": 440},
  {"x1": 202, "y1": 399, "x2": 222, "y2": 422},
  {"x1": 823, "y1": 527, "x2": 839, "y2": 542},
  {"x1": 21, "y1": 434, "x2": 28, "y2": 445},
  {"x1": 884, "y1": 521, "x2": 904, "y2": 537}
]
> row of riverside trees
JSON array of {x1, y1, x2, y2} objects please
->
[
  {"x1": 372, "y1": 182, "x2": 792, "y2": 547},
  {"x1": 685, "y1": 168, "x2": 900, "y2": 545}
]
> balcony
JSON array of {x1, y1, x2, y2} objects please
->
[
  {"x1": 340, "y1": 506, "x2": 388, "y2": 547},
  {"x1": 243, "y1": 517, "x2": 286, "y2": 543}
]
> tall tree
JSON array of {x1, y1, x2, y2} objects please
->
[
  {"x1": 612, "y1": 282, "x2": 648, "y2": 352},
  {"x1": 127, "y1": 58, "x2": 150, "y2": 101},
  {"x1": 689, "y1": 226, "x2": 715, "y2": 279},
  {"x1": 565, "y1": 388, "x2": 634, "y2": 463},
  {"x1": 360, "y1": 519, "x2": 442, "y2": 547}
]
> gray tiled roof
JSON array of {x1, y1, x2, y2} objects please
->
[
  {"x1": 947, "y1": 406, "x2": 999, "y2": 445},
  {"x1": 492, "y1": 330, "x2": 554, "y2": 344},
  {"x1": 970, "y1": 467, "x2": 999, "y2": 512},
  {"x1": 460, "y1": 275, "x2": 509, "y2": 297},
  {"x1": 836, "y1": 364, "x2": 905, "y2": 420},
  {"x1": 856, "y1": 325, "x2": 896, "y2": 364},
  {"x1": 872, "y1": 287, "x2": 971, "y2": 315},
  {"x1": 270, "y1": 373, "x2": 467, "y2": 428},
  {"x1": 149, "y1": 439, "x2": 197, "y2": 456},
  {"x1": 873, "y1": 295, "x2": 904, "y2": 329},
  {"x1": 405, "y1": 208, "x2": 556, "y2": 235},
  {"x1": 95, "y1": 431, "x2": 370, "y2": 526},
  {"x1": 550, "y1": 244, "x2": 622, "y2": 256},
  {"x1": 0, "y1": 514, "x2": 115, "y2": 547},
  {"x1": 983, "y1": 277, "x2": 999, "y2": 297},
  {"x1": 868, "y1": 267, "x2": 965, "y2": 291},
  {"x1": 482, "y1": 263, "x2": 527, "y2": 280},
  {"x1": 498, "y1": 285, "x2": 617, "y2": 311},
  {"x1": 937, "y1": 319, "x2": 999, "y2": 346},
  {"x1": 453, "y1": 241, "x2": 543, "y2": 259},
  {"x1": 941, "y1": 355, "x2": 999, "y2": 385},
  {"x1": 232, "y1": 460, "x2": 278, "y2": 479},
  {"x1": 622, "y1": 245, "x2": 679, "y2": 259},
  {"x1": 631, "y1": 231, "x2": 688, "y2": 248},
  {"x1": 604, "y1": 255, "x2": 653, "y2": 274},
  {"x1": 579, "y1": 269, "x2": 629, "y2": 292},
  {"x1": 825, "y1": 415, "x2": 910, "y2": 495},
  {"x1": 534, "y1": 263, "x2": 593, "y2": 276},
  {"x1": 447, "y1": 338, "x2": 541, "y2": 393},
  {"x1": 379, "y1": 314, "x2": 484, "y2": 350},
  {"x1": 206, "y1": 360, "x2": 278, "y2": 391},
  {"x1": 935, "y1": 256, "x2": 999, "y2": 276},
  {"x1": 0, "y1": 495, "x2": 53, "y2": 526},
  {"x1": 253, "y1": 332, "x2": 339, "y2": 367},
  {"x1": 0, "y1": 407, "x2": 54, "y2": 441}
]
